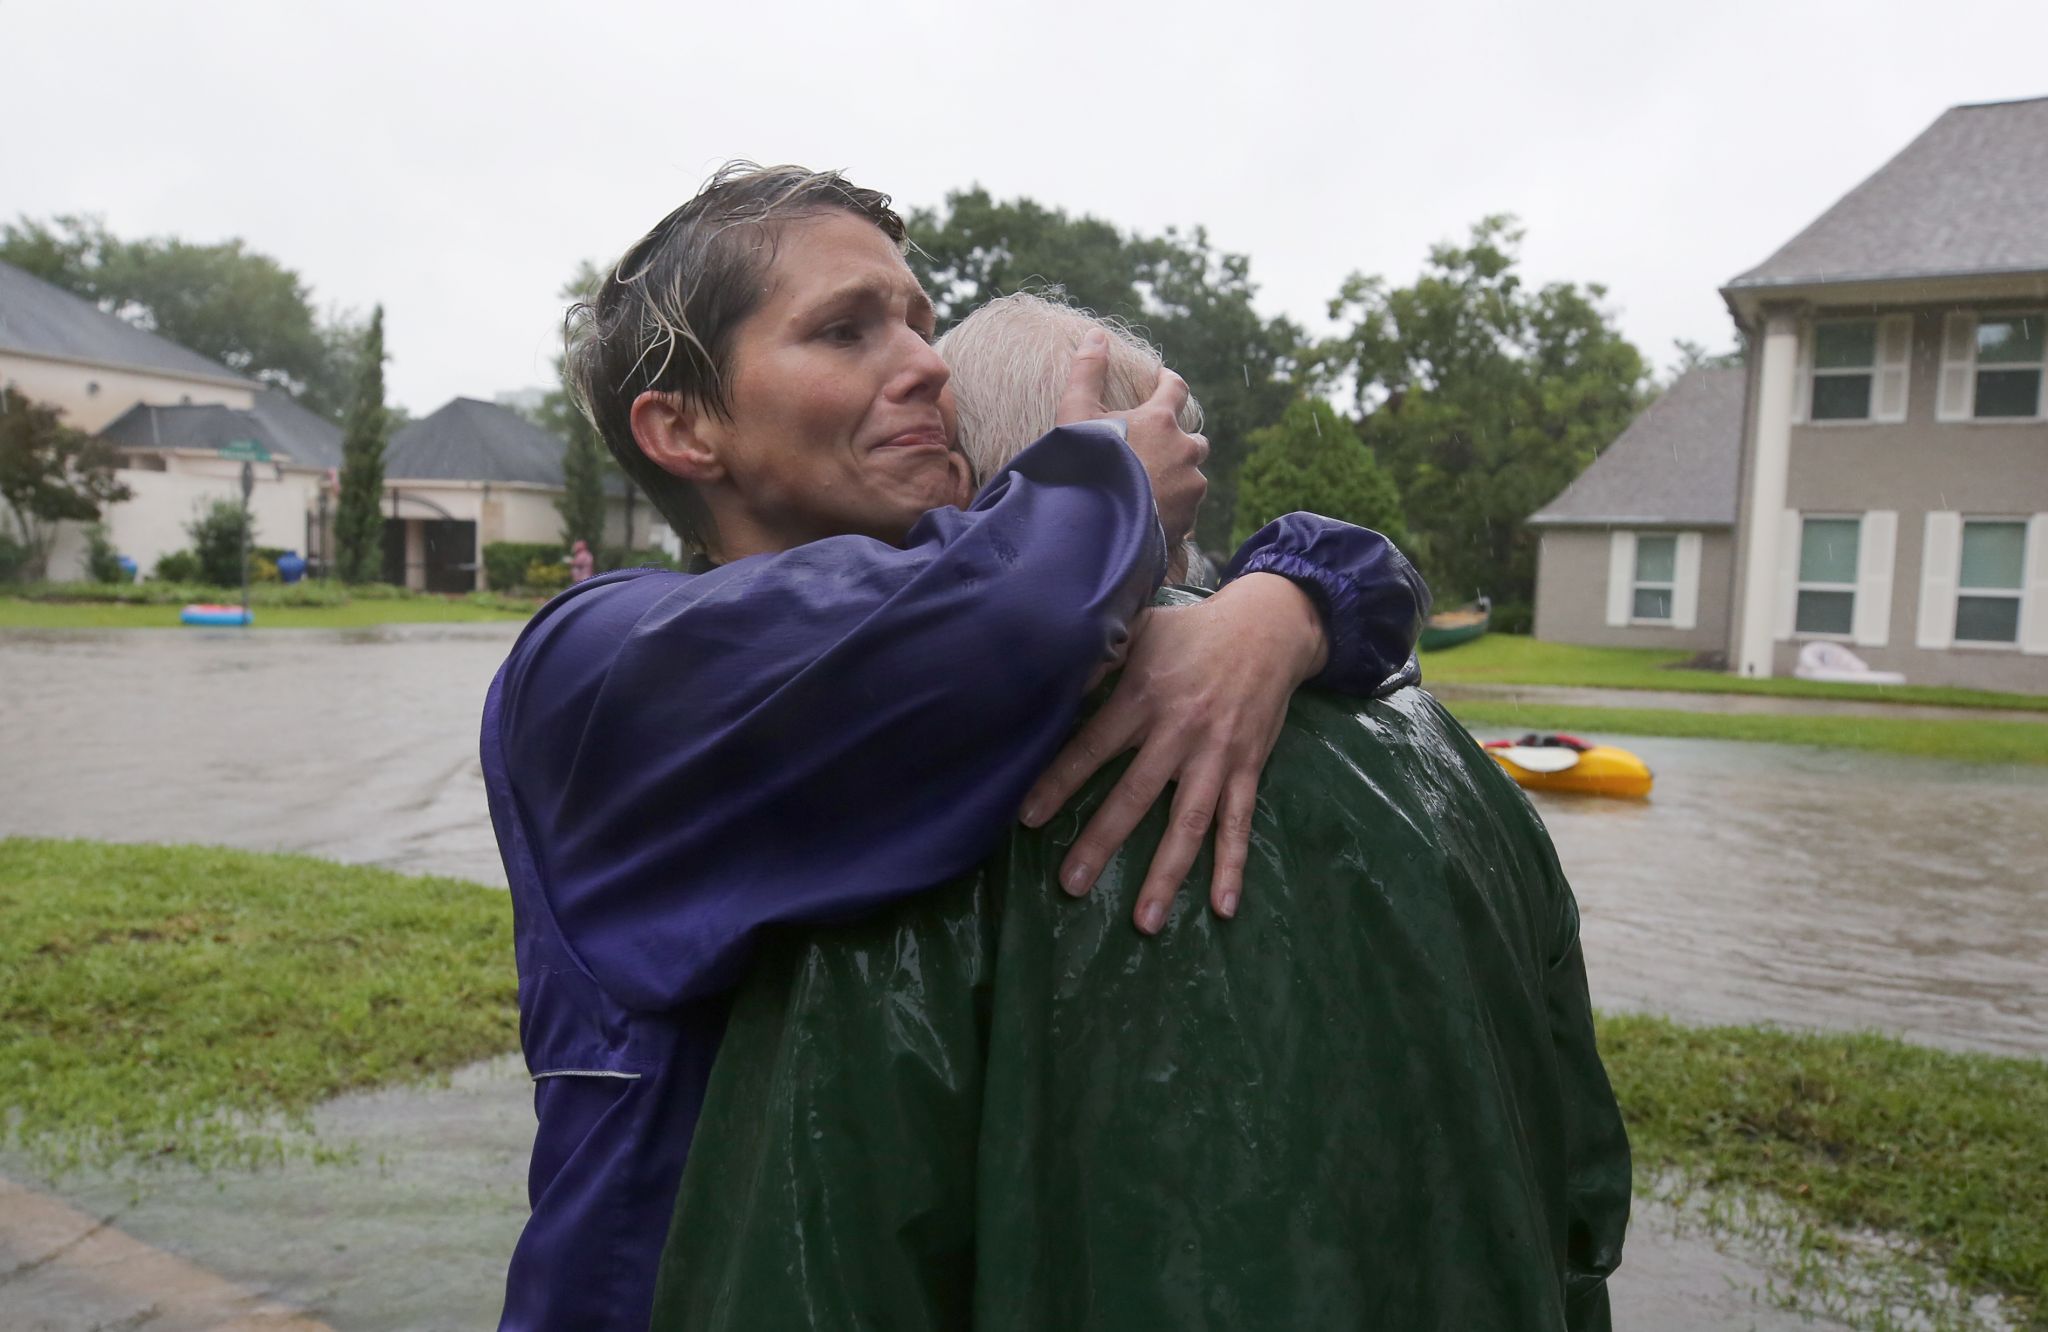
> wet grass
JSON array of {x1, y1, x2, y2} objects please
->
[
  {"x1": 0, "y1": 838, "x2": 517, "y2": 1171},
  {"x1": 1425, "y1": 635, "x2": 2048, "y2": 713},
  {"x1": 1599, "y1": 1012, "x2": 2048, "y2": 1329},
  {"x1": 1447, "y1": 699, "x2": 2048, "y2": 766}
]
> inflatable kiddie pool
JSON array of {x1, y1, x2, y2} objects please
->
[{"x1": 180, "y1": 603, "x2": 252, "y2": 627}]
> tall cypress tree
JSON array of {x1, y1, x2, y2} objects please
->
[
  {"x1": 333, "y1": 306, "x2": 388, "y2": 584},
  {"x1": 555, "y1": 408, "x2": 607, "y2": 555}
]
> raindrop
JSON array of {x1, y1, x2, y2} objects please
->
[{"x1": 1242, "y1": 363, "x2": 1250, "y2": 387}]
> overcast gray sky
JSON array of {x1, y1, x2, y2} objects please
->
[{"x1": 8, "y1": 0, "x2": 2046, "y2": 414}]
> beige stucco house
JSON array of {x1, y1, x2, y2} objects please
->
[
  {"x1": 1530, "y1": 366, "x2": 1743, "y2": 655},
  {"x1": 3, "y1": 258, "x2": 673, "y2": 587},
  {"x1": 1532, "y1": 95, "x2": 2048, "y2": 692}
]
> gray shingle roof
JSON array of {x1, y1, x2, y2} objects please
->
[
  {"x1": 1727, "y1": 96, "x2": 2048, "y2": 290},
  {"x1": 1528, "y1": 367, "x2": 1744, "y2": 527},
  {"x1": 99, "y1": 390, "x2": 345, "y2": 469},
  {"x1": 385, "y1": 397, "x2": 568, "y2": 486},
  {"x1": 0, "y1": 259, "x2": 255, "y2": 387}
]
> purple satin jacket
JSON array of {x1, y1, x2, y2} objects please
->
[{"x1": 481, "y1": 423, "x2": 1428, "y2": 1329}]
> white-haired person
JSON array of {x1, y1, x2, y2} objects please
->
[
  {"x1": 652, "y1": 292, "x2": 1630, "y2": 1332},
  {"x1": 483, "y1": 167, "x2": 1429, "y2": 1331}
]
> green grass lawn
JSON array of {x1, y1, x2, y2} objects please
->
[
  {"x1": 1601, "y1": 1012, "x2": 2047, "y2": 1327},
  {"x1": 1425, "y1": 634, "x2": 2048, "y2": 713},
  {"x1": 3, "y1": 838, "x2": 2042, "y2": 1319},
  {"x1": 0, "y1": 597, "x2": 531, "y2": 629},
  {"x1": 0, "y1": 838, "x2": 517, "y2": 1170},
  {"x1": 1447, "y1": 699, "x2": 2048, "y2": 767}
]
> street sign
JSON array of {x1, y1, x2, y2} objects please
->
[{"x1": 219, "y1": 438, "x2": 272, "y2": 463}]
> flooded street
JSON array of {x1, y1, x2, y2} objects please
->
[
  {"x1": 1483, "y1": 731, "x2": 2048, "y2": 1060},
  {"x1": 3, "y1": 625, "x2": 2045, "y2": 1057},
  {"x1": 4, "y1": 626, "x2": 2042, "y2": 1329}
]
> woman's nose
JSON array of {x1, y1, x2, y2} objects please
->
[{"x1": 889, "y1": 327, "x2": 951, "y2": 401}]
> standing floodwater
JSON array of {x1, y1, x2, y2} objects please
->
[
  {"x1": 1483, "y1": 731, "x2": 2048, "y2": 1059},
  {"x1": 2, "y1": 626, "x2": 2044, "y2": 1056}
]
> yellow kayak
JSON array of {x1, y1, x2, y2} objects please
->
[{"x1": 1483, "y1": 734, "x2": 1652, "y2": 799}]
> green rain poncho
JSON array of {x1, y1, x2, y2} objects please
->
[{"x1": 651, "y1": 664, "x2": 1629, "y2": 1331}]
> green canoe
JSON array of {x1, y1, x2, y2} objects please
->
[{"x1": 1421, "y1": 595, "x2": 1491, "y2": 651}]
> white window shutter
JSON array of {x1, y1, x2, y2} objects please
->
[
  {"x1": 1852, "y1": 510, "x2": 1897, "y2": 646},
  {"x1": 1873, "y1": 315, "x2": 1912, "y2": 423},
  {"x1": 1916, "y1": 511, "x2": 1963, "y2": 649},
  {"x1": 1774, "y1": 510, "x2": 1801, "y2": 640},
  {"x1": 1671, "y1": 531, "x2": 1702, "y2": 630},
  {"x1": 1605, "y1": 531, "x2": 1636, "y2": 627},
  {"x1": 1791, "y1": 322, "x2": 1812, "y2": 424},
  {"x1": 1937, "y1": 312, "x2": 1976, "y2": 422},
  {"x1": 2022, "y1": 515, "x2": 2048, "y2": 656}
]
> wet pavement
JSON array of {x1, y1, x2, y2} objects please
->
[
  {"x1": 1, "y1": 1058, "x2": 1868, "y2": 1332},
  {"x1": 3, "y1": 625, "x2": 2044, "y2": 1328}
]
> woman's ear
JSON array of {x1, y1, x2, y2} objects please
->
[{"x1": 629, "y1": 391, "x2": 725, "y2": 485}]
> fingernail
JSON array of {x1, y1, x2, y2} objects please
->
[
  {"x1": 1138, "y1": 900, "x2": 1165, "y2": 935},
  {"x1": 1020, "y1": 801, "x2": 1043, "y2": 827},
  {"x1": 1219, "y1": 891, "x2": 1239, "y2": 919},
  {"x1": 1063, "y1": 862, "x2": 1093, "y2": 896},
  {"x1": 1081, "y1": 329, "x2": 1107, "y2": 350}
]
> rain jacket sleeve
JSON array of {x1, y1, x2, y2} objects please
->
[
  {"x1": 493, "y1": 422, "x2": 1163, "y2": 1014},
  {"x1": 1223, "y1": 513, "x2": 1430, "y2": 696}
]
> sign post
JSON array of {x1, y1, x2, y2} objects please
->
[
  {"x1": 239, "y1": 460, "x2": 255, "y2": 625},
  {"x1": 220, "y1": 440, "x2": 269, "y2": 626}
]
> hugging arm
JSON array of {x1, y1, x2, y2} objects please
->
[
  {"x1": 491, "y1": 423, "x2": 1162, "y2": 1012},
  {"x1": 1021, "y1": 515, "x2": 1430, "y2": 932}
]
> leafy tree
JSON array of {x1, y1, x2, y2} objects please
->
[
  {"x1": 907, "y1": 189, "x2": 1302, "y2": 551},
  {"x1": 187, "y1": 499, "x2": 254, "y2": 587},
  {"x1": 538, "y1": 261, "x2": 622, "y2": 556},
  {"x1": 1666, "y1": 337, "x2": 1744, "y2": 383},
  {"x1": 333, "y1": 308, "x2": 390, "y2": 584},
  {"x1": 1232, "y1": 399, "x2": 1406, "y2": 549},
  {"x1": 1313, "y1": 216, "x2": 1647, "y2": 628},
  {"x1": 556, "y1": 418, "x2": 607, "y2": 550},
  {"x1": 0, "y1": 387, "x2": 131, "y2": 580},
  {"x1": 0, "y1": 214, "x2": 368, "y2": 422}
]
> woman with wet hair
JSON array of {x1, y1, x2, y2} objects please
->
[{"x1": 483, "y1": 165, "x2": 1427, "y2": 1330}]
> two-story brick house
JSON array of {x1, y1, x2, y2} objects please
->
[{"x1": 1533, "y1": 95, "x2": 2048, "y2": 692}]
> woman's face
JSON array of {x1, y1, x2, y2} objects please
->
[{"x1": 697, "y1": 210, "x2": 968, "y2": 555}]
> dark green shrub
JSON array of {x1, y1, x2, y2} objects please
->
[
  {"x1": 483, "y1": 542, "x2": 564, "y2": 591},
  {"x1": 523, "y1": 559, "x2": 571, "y2": 594},
  {"x1": 152, "y1": 550, "x2": 203, "y2": 583},
  {"x1": 601, "y1": 545, "x2": 679, "y2": 572},
  {"x1": 0, "y1": 533, "x2": 28, "y2": 583},
  {"x1": 187, "y1": 500, "x2": 254, "y2": 587},
  {"x1": 84, "y1": 524, "x2": 127, "y2": 583}
]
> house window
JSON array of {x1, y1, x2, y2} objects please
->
[
  {"x1": 1811, "y1": 320, "x2": 1877, "y2": 420},
  {"x1": 1974, "y1": 315, "x2": 2045, "y2": 419},
  {"x1": 1955, "y1": 520, "x2": 2027, "y2": 644},
  {"x1": 1632, "y1": 534, "x2": 1676, "y2": 621},
  {"x1": 1795, "y1": 517, "x2": 1860, "y2": 635}
]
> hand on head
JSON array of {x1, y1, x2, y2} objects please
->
[{"x1": 1056, "y1": 329, "x2": 1207, "y2": 545}]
